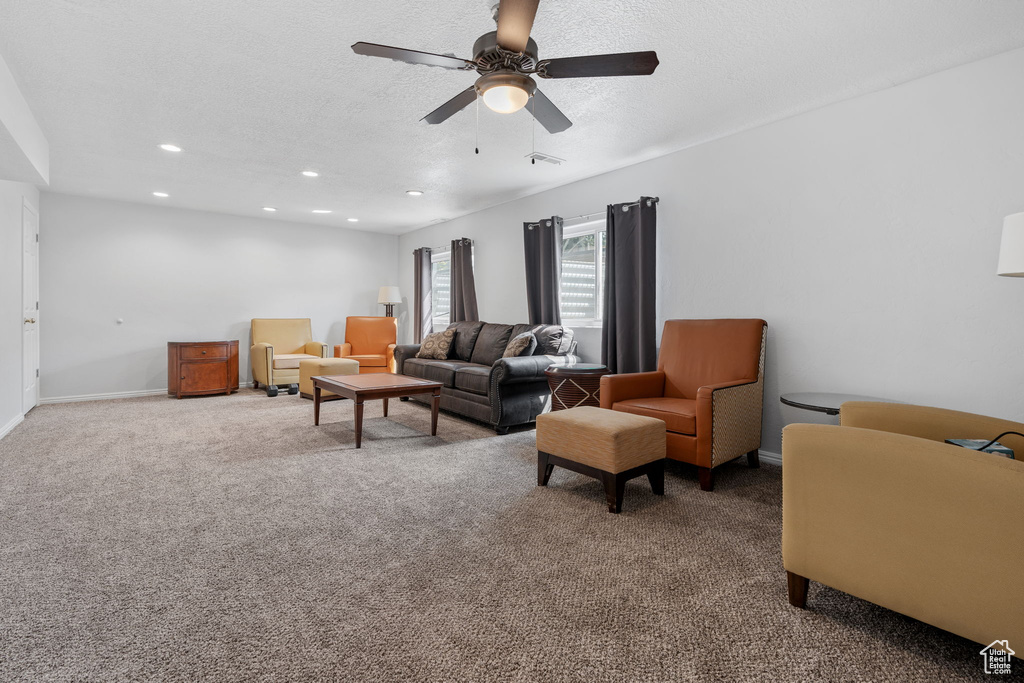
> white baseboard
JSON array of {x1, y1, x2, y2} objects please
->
[
  {"x1": 39, "y1": 388, "x2": 169, "y2": 404},
  {"x1": 759, "y1": 449, "x2": 782, "y2": 467},
  {"x1": 40, "y1": 383, "x2": 254, "y2": 405},
  {"x1": 0, "y1": 413, "x2": 24, "y2": 440}
]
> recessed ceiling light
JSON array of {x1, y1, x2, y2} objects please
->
[
  {"x1": 406, "y1": 190, "x2": 424, "y2": 196},
  {"x1": 152, "y1": 191, "x2": 169, "y2": 198},
  {"x1": 301, "y1": 171, "x2": 319, "y2": 178},
  {"x1": 263, "y1": 207, "x2": 277, "y2": 212},
  {"x1": 347, "y1": 218, "x2": 359, "y2": 222},
  {"x1": 159, "y1": 144, "x2": 182, "y2": 152},
  {"x1": 312, "y1": 209, "x2": 332, "y2": 214}
]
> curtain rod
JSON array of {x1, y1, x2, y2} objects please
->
[
  {"x1": 414, "y1": 237, "x2": 472, "y2": 253},
  {"x1": 557, "y1": 197, "x2": 662, "y2": 225}
]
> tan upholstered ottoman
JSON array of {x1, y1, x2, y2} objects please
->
[
  {"x1": 299, "y1": 358, "x2": 359, "y2": 400},
  {"x1": 536, "y1": 406, "x2": 667, "y2": 513}
]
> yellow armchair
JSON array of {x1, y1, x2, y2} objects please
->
[
  {"x1": 250, "y1": 318, "x2": 328, "y2": 396},
  {"x1": 783, "y1": 402, "x2": 1024, "y2": 649}
]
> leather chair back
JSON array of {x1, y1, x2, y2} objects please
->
[
  {"x1": 345, "y1": 316, "x2": 397, "y2": 355},
  {"x1": 251, "y1": 318, "x2": 313, "y2": 354},
  {"x1": 660, "y1": 319, "x2": 766, "y2": 399}
]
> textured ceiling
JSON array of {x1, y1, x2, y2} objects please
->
[{"x1": 1, "y1": 0, "x2": 1024, "y2": 234}]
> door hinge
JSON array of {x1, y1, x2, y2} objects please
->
[
  {"x1": 35, "y1": 233, "x2": 39, "y2": 242},
  {"x1": 36, "y1": 368, "x2": 39, "y2": 378}
]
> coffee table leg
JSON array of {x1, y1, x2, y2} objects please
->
[
  {"x1": 383, "y1": 397, "x2": 389, "y2": 418},
  {"x1": 314, "y1": 385, "x2": 321, "y2": 426},
  {"x1": 354, "y1": 399, "x2": 364, "y2": 448},
  {"x1": 431, "y1": 389, "x2": 440, "y2": 436}
]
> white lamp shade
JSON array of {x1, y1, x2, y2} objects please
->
[
  {"x1": 997, "y1": 212, "x2": 1024, "y2": 277},
  {"x1": 377, "y1": 286, "x2": 402, "y2": 304}
]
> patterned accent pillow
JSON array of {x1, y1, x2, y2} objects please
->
[
  {"x1": 416, "y1": 328, "x2": 456, "y2": 360},
  {"x1": 502, "y1": 332, "x2": 537, "y2": 358}
]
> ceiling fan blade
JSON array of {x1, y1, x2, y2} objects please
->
[
  {"x1": 422, "y1": 87, "x2": 478, "y2": 125},
  {"x1": 539, "y1": 51, "x2": 660, "y2": 79},
  {"x1": 495, "y1": 0, "x2": 540, "y2": 53},
  {"x1": 352, "y1": 42, "x2": 475, "y2": 70},
  {"x1": 529, "y1": 89, "x2": 572, "y2": 134}
]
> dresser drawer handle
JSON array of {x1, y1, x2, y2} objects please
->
[{"x1": 202, "y1": 351, "x2": 207, "y2": 354}]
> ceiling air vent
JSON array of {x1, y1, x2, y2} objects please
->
[{"x1": 525, "y1": 152, "x2": 565, "y2": 165}]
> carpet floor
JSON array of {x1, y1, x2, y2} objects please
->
[{"x1": 0, "y1": 391, "x2": 996, "y2": 681}]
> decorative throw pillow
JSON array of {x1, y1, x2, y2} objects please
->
[
  {"x1": 416, "y1": 328, "x2": 456, "y2": 360},
  {"x1": 502, "y1": 332, "x2": 537, "y2": 358}
]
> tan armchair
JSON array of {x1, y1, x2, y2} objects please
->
[
  {"x1": 250, "y1": 318, "x2": 328, "y2": 396},
  {"x1": 334, "y1": 316, "x2": 397, "y2": 373},
  {"x1": 783, "y1": 402, "x2": 1024, "y2": 649},
  {"x1": 600, "y1": 319, "x2": 767, "y2": 490}
]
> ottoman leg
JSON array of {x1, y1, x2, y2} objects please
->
[
  {"x1": 537, "y1": 451, "x2": 554, "y2": 486},
  {"x1": 698, "y1": 467, "x2": 714, "y2": 491},
  {"x1": 647, "y1": 459, "x2": 665, "y2": 495},
  {"x1": 601, "y1": 471, "x2": 625, "y2": 514}
]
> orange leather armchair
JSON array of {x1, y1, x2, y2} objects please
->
[
  {"x1": 600, "y1": 319, "x2": 767, "y2": 491},
  {"x1": 334, "y1": 316, "x2": 398, "y2": 373}
]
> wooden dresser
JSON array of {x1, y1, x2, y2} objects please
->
[{"x1": 167, "y1": 341, "x2": 239, "y2": 399}]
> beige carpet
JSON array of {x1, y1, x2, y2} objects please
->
[{"x1": 0, "y1": 391, "x2": 993, "y2": 681}]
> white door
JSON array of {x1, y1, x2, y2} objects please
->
[{"x1": 22, "y1": 199, "x2": 39, "y2": 413}]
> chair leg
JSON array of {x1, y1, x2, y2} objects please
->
[
  {"x1": 252, "y1": 380, "x2": 259, "y2": 390},
  {"x1": 787, "y1": 571, "x2": 809, "y2": 608},
  {"x1": 697, "y1": 467, "x2": 714, "y2": 491},
  {"x1": 747, "y1": 449, "x2": 760, "y2": 468}
]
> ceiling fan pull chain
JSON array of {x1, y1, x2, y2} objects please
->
[
  {"x1": 531, "y1": 96, "x2": 536, "y2": 164},
  {"x1": 475, "y1": 93, "x2": 480, "y2": 154}
]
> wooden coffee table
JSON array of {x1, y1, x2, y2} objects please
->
[{"x1": 312, "y1": 373, "x2": 443, "y2": 448}]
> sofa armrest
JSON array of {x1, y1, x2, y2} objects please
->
[
  {"x1": 840, "y1": 402, "x2": 1024, "y2": 455},
  {"x1": 782, "y1": 422, "x2": 1024, "y2": 646},
  {"x1": 491, "y1": 355, "x2": 579, "y2": 386},
  {"x1": 334, "y1": 343, "x2": 353, "y2": 358},
  {"x1": 250, "y1": 342, "x2": 273, "y2": 384},
  {"x1": 599, "y1": 371, "x2": 666, "y2": 409},
  {"x1": 386, "y1": 344, "x2": 397, "y2": 372},
  {"x1": 393, "y1": 344, "x2": 421, "y2": 374},
  {"x1": 306, "y1": 341, "x2": 328, "y2": 358}
]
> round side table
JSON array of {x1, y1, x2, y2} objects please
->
[{"x1": 545, "y1": 364, "x2": 609, "y2": 411}]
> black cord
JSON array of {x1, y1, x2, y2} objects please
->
[{"x1": 974, "y1": 431, "x2": 1024, "y2": 451}]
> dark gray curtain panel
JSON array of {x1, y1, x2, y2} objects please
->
[
  {"x1": 450, "y1": 238, "x2": 479, "y2": 322},
  {"x1": 601, "y1": 197, "x2": 657, "y2": 373},
  {"x1": 413, "y1": 247, "x2": 432, "y2": 342},
  {"x1": 523, "y1": 216, "x2": 563, "y2": 325}
]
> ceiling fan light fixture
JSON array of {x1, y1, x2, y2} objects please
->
[{"x1": 476, "y1": 72, "x2": 536, "y2": 114}]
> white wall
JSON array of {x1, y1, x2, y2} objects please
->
[
  {"x1": 0, "y1": 52, "x2": 48, "y2": 184},
  {"x1": 0, "y1": 180, "x2": 40, "y2": 436},
  {"x1": 398, "y1": 47, "x2": 1024, "y2": 455},
  {"x1": 40, "y1": 193, "x2": 398, "y2": 399}
]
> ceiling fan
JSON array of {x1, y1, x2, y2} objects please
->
[{"x1": 351, "y1": 0, "x2": 659, "y2": 134}]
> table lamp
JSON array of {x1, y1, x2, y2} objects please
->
[
  {"x1": 378, "y1": 286, "x2": 401, "y2": 317},
  {"x1": 997, "y1": 212, "x2": 1024, "y2": 276}
]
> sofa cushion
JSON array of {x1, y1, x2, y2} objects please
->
[
  {"x1": 454, "y1": 365, "x2": 491, "y2": 395},
  {"x1": 403, "y1": 359, "x2": 477, "y2": 387},
  {"x1": 613, "y1": 397, "x2": 697, "y2": 435},
  {"x1": 346, "y1": 354, "x2": 387, "y2": 368},
  {"x1": 447, "y1": 321, "x2": 485, "y2": 361},
  {"x1": 416, "y1": 328, "x2": 456, "y2": 359},
  {"x1": 470, "y1": 324, "x2": 514, "y2": 366},
  {"x1": 532, "y1": 324, "x2": 575, "y2": 356},
  {"x1": 503, "y1": 332, "x2": 537, "y2": 358},
  {"x1": 272, "y1": 353, "x2": 319, "y2": 370}
]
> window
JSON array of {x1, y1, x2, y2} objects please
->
[
  {"x1": 560, "y1": 219, "x2": 607, "y2": 325},
  {"x1": 430, "y1": 249, "x2": 451, "y2": 331}
]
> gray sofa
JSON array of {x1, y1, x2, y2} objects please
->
[{"x1": 394, "y1": 321, "x2": 580, "y2": 434}]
